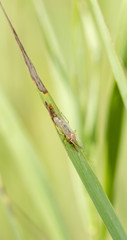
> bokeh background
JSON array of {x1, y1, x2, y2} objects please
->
[{"x1": 0, "y1": 0, "x2": 127, "y2": 239}]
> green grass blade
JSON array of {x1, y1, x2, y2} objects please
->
[
  {"x1": 1, "y1": 3, "x2": 127, "y2": 239},
  {"x1": 67, "y1": 148, "x2": 127, "y2": 240},
  {"x1": 84, "y1": 0, "x2": 127, "y2": 108},
  {"x1": 40, "y1": 86, "x2": 127, "y2": 240}
]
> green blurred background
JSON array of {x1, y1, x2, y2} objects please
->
[{"x1": 0, "y1": 0, "x2": 127, "y2": 239}]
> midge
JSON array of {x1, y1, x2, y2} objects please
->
[{"x1": 45, "y1": 102, "x2": 80, "y2": 148}]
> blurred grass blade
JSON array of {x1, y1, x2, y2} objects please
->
[
  {"x1": 32, "y1": 0, "x2": 69, "y2": 84},
  {"x1": 1, "y1": 3, "x2": 127, "y2": 239},
  {"x1": 84, "y1": 0, "x2": 127, "y2": 108},
  {"x1": 0, "y1": 197, "x2": 22, "y2": 240},
  {"x1": 0, "y1": 178, "x2": 24, "y2": 240},
  {"x1": 0, "y1": 89, "x2": 70, "y2": 240},
  {"x1": 106, "y1": 84, "x2": 124, "y2": 203},
  {"x1": 14, "y1": 204, "x2": 48, "y2": 240}
]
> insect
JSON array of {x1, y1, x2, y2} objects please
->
[{"x1": 45, "y1": 102, "x2": 80, "y2": 148}]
